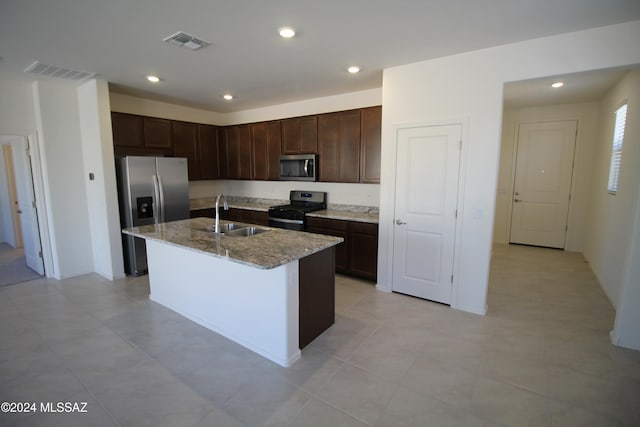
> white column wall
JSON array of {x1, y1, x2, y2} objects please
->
[
  {"x1": 32, "y1": 80, "x2": 94, "y2": 279},
  {"x1": 78, "y1": 80, "x2": 125, "y2": 280},
  {"x1": 379, "y1": 21, "x2": 640, "y2": 315}
]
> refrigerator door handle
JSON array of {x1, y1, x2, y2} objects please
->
[
  {"x1": 157, "y1": 174, "x2": 166, "y2": 223},
  {"x1": 152, "y1": 175, "x2": 161, "y2": 224}
]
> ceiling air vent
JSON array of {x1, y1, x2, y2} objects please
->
[
  {"x1": 163, "y1": 31, "x2": 210, "y2": 51},
  {"x1": 24, "y1": 61, "x2": 96, "y2": 81}
]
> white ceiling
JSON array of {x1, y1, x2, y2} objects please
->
[
  {"x1": 503, "y1": 67, "x2": 634, "y2": 109},
  {"x1": 1, "y1": 0, "x2": 639, "y2": 113}
]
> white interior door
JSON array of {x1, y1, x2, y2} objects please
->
[
  {"x1": 392, "y1": 124, "x2": 461, "y2": 304},
  {"x1": 15, "y1": 138, "x2": 44, "y2": 274},
  {"x1": 510, "y1": 121, "x2": 577, "y2": 249}
]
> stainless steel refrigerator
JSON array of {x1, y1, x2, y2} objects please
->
[{"x1": 116, "y1": 156, "x2": 190, "y2": 276}]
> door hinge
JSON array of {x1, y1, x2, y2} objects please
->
[
  {"x1": 38, "y1": 251, "x2": 43, "y2": 258},
  {"x1": 32, "y1": 200, "x2": 37, "y2": 208},
  {"x1": 451, "y1": 274, "x2": 454, "y2": 283},
  {"x1": 459, "y1": 140, "x2": 462, "y2": 150},
  {"x1": 454, "y1": 209, "x2": 458, "y2": 219}
]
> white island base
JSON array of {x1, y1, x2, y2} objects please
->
[{"x1": 146, "y1": 240, "x2": 301, "y2": 367}]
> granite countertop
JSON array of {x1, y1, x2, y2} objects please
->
[
  {"x1": 189, "y1": 196, "x2": 379, "y2": 224},
  {"x1": 122, "y1": 217, "x2": 343, "y2": 270}
]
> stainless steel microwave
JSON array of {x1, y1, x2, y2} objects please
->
[{"x1": 279, "y1": 154, "x2": 318, "y2": 181}]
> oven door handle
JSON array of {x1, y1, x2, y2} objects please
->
[{"x1": 268, "y1": 217, "x2": 304, "y2": 225}]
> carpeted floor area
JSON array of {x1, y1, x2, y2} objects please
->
[{"x1": 0, "y1": 242, "x2": 42, "y2": 286}]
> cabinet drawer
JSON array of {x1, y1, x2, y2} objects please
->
[
  {"x1": 349, "y1": 221, "x2": 378, "y2": 235},
  {"x1": 306, "y1": 217, "x2": 348, "y2": 232}
]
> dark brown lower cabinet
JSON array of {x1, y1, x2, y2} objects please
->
[
  {"x1": 192, "y1": 208, "x2": 268, "y2": 226},
  {"x1": 299, "y1": 247, "x2": 335, "y2": 348},
  {"x1": 306, "y1": 217, "x2": 378, "y2": 281}
]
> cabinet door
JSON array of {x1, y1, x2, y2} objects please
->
[
  {"x1": 143, "y1": 117, "x2": 173, "y2": 149},
  {"x1": 306, "y1": 217, "x2": 348, "y2": 273},
  {"x1": 317, "y1": 113, "x2": 340, "y2": 181},
  {"x1": 360, "y1": 106, "x2": 382, "y2": 183},
  {"x1": 198, "y1": 125, "x2": 220, "y2": 180},
  {"x1": 237, "y1": 125, "x2": 252, "y2": 180},
  {"x1": 217, "y1": 127, "x2": 228, "y2": 178},
  {"x1": 225, "y1": 126, "x2": 241, "y2": 179},
  {"x1": 348, "y1": 222, "x2": 378, "y2": 281},
  {"x1": 338, "y1": 110, "x2": 361, "y2": 182},
  {"x1": 173, "y1": 121, "x2": 199, "y2": 180},
  {"x1": 299, "y1": 116, "x2": 318, "y2": 153},
  {"x1": 281, "y1": 118, "x2": 300, "y2": 154},
  {"x1": 111, "y1": 113, "x2": 143, "y2": 148},
  {"x1": 190, "y1": 208, "x2": 215, "y2": 218},
  {"x1": 266, "y1": 121, "x2": 282, "y2": 180},
  {"x1": 282, "y1": 116, "x2": 317, "y2": 154},
  {"x1": 250, "y1": 123, "x2": 268, "y2": 180}
]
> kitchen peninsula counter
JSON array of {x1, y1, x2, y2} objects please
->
[{"x1": 122, "y1": 217, "x2": 341, "y2": 367}]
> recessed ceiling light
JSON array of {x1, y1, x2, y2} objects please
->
[
  {"x1": 347, "y1": 66, "x2": 360, "y2": 74},
  {"x1": 223, "y1": 94, "x2": 233, "y2": 100},
  {"x1": 146, "y1": 75, "x2": 160, "y2": 83},
  {"x1": 551, "y1": 82, "x2": 564, "y2": 88},
  {"x1": 279, "y1": 27, "x2": 295, "y2": 38}
]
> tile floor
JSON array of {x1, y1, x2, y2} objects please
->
[
  {"x1": 1, "y1": 244, "x2": 639, "y2": 426},
  {"x1": 0, "y1": 243, "x2": 42, "y2": 287}
]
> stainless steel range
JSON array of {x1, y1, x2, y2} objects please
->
[{"x1": 268, "y1": 191, "x2": 327, "y2": 231}]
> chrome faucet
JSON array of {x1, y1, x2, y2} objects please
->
[{"x1": 214, "y1": 194, "x2": 228, "y2": 233}]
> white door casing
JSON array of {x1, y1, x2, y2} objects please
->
[
  {"x1": 510, "y1": 121, "x2": 577, "y2": 249},
  {"x1": 392, "y1": 124, "x2": 462, "y2": 304},
  {"x1": 17, "y1": 138, "x2": 45, "y2": 274}
]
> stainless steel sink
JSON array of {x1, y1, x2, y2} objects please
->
[
  {"x1": 225, "y1": 226, "x2": 270, "y2": 237},
  {"x1": 217, "y1": 223, "x2": 245, "y2": 233},
  {"x1": 204, "y1": 223, "x2": 244, "y2": 234},
  {"x1": 202, "y1": 223, "x2": 270, "y2": 237}
]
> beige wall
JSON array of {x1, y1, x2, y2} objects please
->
[
  {"x1": 494, "y1": 102, "x2": 601, "y2": 251},
  {"x1": 585, "y1": 70, "x2": 640, "y2": 308}
]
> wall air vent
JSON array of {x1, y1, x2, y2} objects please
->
[
  {"x1": 163, "y1": 31, "x2": 210, "y2": 51},
  {"x1": 24, "y1": 61, "x2": 96, "y2": 81}
]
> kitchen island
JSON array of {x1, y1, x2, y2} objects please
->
[{"x1": 122, "y1": 217, "x2": 342, "y2": 367}]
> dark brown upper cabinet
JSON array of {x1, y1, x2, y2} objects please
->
[
  {"x1": 143, "y1": 117, "x2": 173, "y2": 149},
  {"x1": 111, "y1": 105, "x2": 381, "y2": 183},
  {"x1": 360, "y1": 106, "x2": 382, "y2": 183},
  {"x1": 250, "y1": 121, "x2": 281, "y2": 181},
  {"x1": 173, "y1": 121, "x2": 199, "y2": 180},
  {"x1": 282, "y1": 115, "x2": 317, "y2": 154},
  {"x1": 198, "y1": 124, "x2": 221, "y2": 180},
  {"x1": 111, "y1": 113, "x2": 143, "y2": 148},
  {"x1": 111, "y1": 112, "x2": 173, "y2": 157},
  {"x1": 318, "y1": 109, "x2": 361, "y2": 182},
  {"x1": 225, "y1": 125, "x2": 252, "y2": 180}
]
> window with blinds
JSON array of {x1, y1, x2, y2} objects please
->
[{"x1": 607, "y1": 103, "x2": 627, "y2": 195}]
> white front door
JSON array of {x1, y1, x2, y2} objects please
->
[
  {"x1": 510, "y1": 121, "x2": 577, "y2": 249},
  {"x1": 392, "y1": 124, "x2": 462, "y2": 304},
  {"x1": 15, "y1": 138, "x2": 44, "y2": 274}
]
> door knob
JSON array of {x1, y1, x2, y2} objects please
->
[
  {"x1": 17, "y1": 210, "x2": 23, "y2": 214},
  {"x1": 514, "y1": 199, "x2": 522, "y2": 203},
  {"x1": 395, "y1": 219, "x2": 407, "y2": 225}
]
